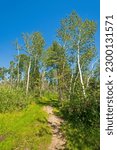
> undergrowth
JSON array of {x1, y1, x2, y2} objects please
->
[{"x1": 0, "y1": 85, "x2": 32, "y2": 113}]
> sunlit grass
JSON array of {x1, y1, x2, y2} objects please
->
[{"x1": 0, "y1": 104, "x2": 52, "y2": 150}]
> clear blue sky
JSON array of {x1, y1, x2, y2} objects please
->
[{"x1": 0, "y1": 0, "x2": 100, "y2": 68}]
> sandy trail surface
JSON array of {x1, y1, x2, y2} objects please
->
[{"x1": 43, "y1": 106, "x2": 66, "y2": 150}]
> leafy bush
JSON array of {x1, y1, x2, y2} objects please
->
[
  {"x1": 62, "y1": 122, "x2": 99, "y2": 150},
  {"x1": 61, "y1": 79, "x2": 100, "y2": 150},
  {"x1": 0, "y1": 85, "x2": 32, "y2": 113}
]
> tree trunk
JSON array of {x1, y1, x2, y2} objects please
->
[
  {"x1": 77, "y1": 43, "x2": 86, "y2": 98},
  {"x1": 26, "y1": 59, "x2": 31, "y2": 95},
  {"x1": 17, "y1": 49, "x2": 20, "y2": 84}
]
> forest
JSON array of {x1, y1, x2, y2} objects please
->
[{"x1": 0, "y1": 11, "x2": 100, "y2": 150}]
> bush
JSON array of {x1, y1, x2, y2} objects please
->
[
  {"x1": 61, "y1": 99, "x2": 99, "y2": 149},
  {"x1": 62, "y1": 122, "x2": 99, "y2": 150},
  {"x1": 0, "y1": 85, "x2": 32, "y2": 113},
  {"x1": 61, "y1": 79, "x2": 100, "y2": 150}
]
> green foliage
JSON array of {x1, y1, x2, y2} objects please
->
[
  {"x1": 0, "y1": 85, "x2": 32, "y2": 113},
  {"x1": 61, "y1": 78, "x2": 100, "y2": 150},
  {"x1": 46, "y1": 42, "x2": 65, "y2": 68},
  {"x1": 62, "y1": 122, "x2": 99, "y2": 150},
  {"x1": 0, "y1": 67, "x2": 7, "y2": 80},
  {"x1": 58, "y1": 11, "x2": 96, "y2": 71},
  {"x1": 61, "y1": 101, "x2": 99, "y2": 150},
  {"x1": 0, "y1": 11, "x2": 100, "y2": 150},
  {"x1": 45, "y1": 41, "x2": 71, "y2": 100},
  {"x1": 0, "y1": 104, "x2": 51, "y2": 150},
  {"x1": 37, "y1": 91, "x2": 59, "y2": 107}
]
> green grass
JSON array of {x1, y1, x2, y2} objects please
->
[
  {"x1": 36, "y1": 91, "x2": 60, "y2": 108},
  {"x1": 0, "y1": 104, "x2": 52, "y2": 150}
]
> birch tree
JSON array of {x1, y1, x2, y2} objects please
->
[
  {"x1": 22, "y1": 33, "x2": 33, "y2": 95},
  {"x1": 22, "y1": 32, "x2": 44, "y2": 95},
  {"x1": 58, "y1": 11, "x2": 96, "y2": 98},
  {"x1": 30, "y1": 32, "x2": 45, "y2": 91},
  {"x1": 14, "y1": 40, "x2": 22, "y2": 85}
]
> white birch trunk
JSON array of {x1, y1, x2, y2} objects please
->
[
  {"x1": 17, "y1": 49, "x2": 20, "y2": 84},
  {"x1": 77, "y1": 43, "x2": 86, "y2": 98},
  {"x1": 26, "y1": 59, "x2": 31, "y2": 95}
]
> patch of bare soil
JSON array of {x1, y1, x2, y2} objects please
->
[{"x1": 43, "y1": 106, "x2": 66, "y2": 150}]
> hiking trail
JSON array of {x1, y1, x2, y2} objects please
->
[{"x1": 43, "y1": 106, "x2": 66, "y2": 150}]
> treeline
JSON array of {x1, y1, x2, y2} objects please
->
[
  {"x1": 0, "y1": 11, "x2": 100, "y2": 149},
  {"x1": 0, "y1": 11, "x2": 99, "y2": 99}
]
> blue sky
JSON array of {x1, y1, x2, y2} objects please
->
[{"x1": 0, "y1": 0, "x2": 100, "y2": 68}]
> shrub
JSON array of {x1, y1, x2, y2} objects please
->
[
  {"x1": 61, "y1": 79, "x2": 100, "y2": 150},
  {"x1": 0, "y1": 85, "x2": 32, "y2": 113}
]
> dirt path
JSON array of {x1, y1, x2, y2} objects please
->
[{"x1": 43, "y1": 106, "x2": 66, "y2": 150}]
